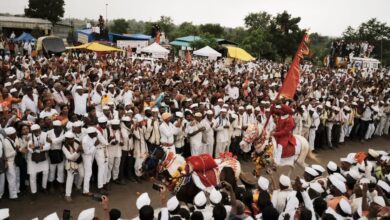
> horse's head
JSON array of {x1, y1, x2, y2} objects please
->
[{"x1": 142, "y1": 147, "x2": 166, "y2": 179}]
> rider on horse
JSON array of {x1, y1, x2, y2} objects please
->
[{"x1": 271, "y1": 103, "x2": 296, "y2": 165}]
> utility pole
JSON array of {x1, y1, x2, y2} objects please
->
[{"x1": 105, "y1": 3, "x2": 108, "y2": 24}]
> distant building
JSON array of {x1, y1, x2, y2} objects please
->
[{"x1": 0, "y1": 15, "x2": 72, "y2": 39}]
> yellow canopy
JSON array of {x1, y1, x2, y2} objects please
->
[
  {"x1": 66, "y1": 42, "x2": 124, "y2": 52},
  {"x1": 226, "y1": 46, "x2": 255, "y2": 61}
]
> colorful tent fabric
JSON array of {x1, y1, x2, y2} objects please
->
[
  {"x1": 226, "y1": 46, "x2": 255, "y2": 61},
  {"x1": 15, "y1": 32, "x2": 36, "y2": 42},
  {"x1": 193, "y1": 46, "x2": 221, "y2": 58},
  {"x1": 66, "y1": 42, "x2": 124, "y2": 52}
]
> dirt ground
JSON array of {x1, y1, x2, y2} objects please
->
[{"x1": 1, "y1": 137, "x2": 389, "y2": 219}]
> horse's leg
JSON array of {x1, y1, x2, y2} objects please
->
[{"x1": 287, "y1": 165, "x2": 294, "y2": 177}]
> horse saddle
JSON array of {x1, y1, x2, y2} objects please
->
[{"x1": 187, "y1": 154, "x2": 218, "y2": 188}]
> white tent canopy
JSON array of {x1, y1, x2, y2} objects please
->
[
  {"x1": 140, "y1": 42, "x2": 169, "y2": 58},
  {"x1": 193, "y1": 46, "x2": 221, "y2": 59}
]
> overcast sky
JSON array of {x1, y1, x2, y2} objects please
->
[{"x1": 1, "y1": 0, "x2": 389, "y2": 36}]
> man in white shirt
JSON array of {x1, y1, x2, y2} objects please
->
[
  {"x1": 242, "y1": 105, "x2": 256, "y2": 130},
  {"x1": 213, "y1": 109, "x2": 230, "y2": 158},
  {"x1": 159, "y1": 112, "x2": 181, "y2": 154},
  {"x1": 3, "y1": 127, "x2": 19, "y2": 199},
  {"x1": 72, "y1": 85, "x2": 89, "y2": 118},
  {"x1": 82, "y1": 127, "x2": 98, "y2": 196},
  {"x1": 52, "y1": 82, "x2": 69, "y2": 112},
  {"x1": 46, "y1": 120, "x2": 65, "y2": 192},
  {"x1": 21, "y1": 86, "x2": 39, "y2": 114},
  {"x1": 185, "y1": 112, "x2": 206, "y2": 156},
  {"x1": 201, "y1": 110, "x2": 215, "y2": 156},
  {"x1": 145, "y1": 108, "x2": 161, "y2": 153}
]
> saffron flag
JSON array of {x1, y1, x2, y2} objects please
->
[
  {"x1": 155, "y1": 32, "x2": 161, "y2": 44},
  {"x1": 278, "y1": 33, "x2": 310, "y2": 100}
]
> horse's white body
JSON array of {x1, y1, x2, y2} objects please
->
[{"x1": 240, "y1": 124, "x2": 314, "y2": 176}]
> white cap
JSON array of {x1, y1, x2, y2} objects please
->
[
  {"x1": 4, "y1": 82, "x2": 11, "y2": 87},
  {"x1": 10, "y1": 88, "x2": 17, "y2": 93},
  {"x1": 279, "y1": 174, "x2": 291, "y2": 187},
  {"x1": 72, "y1": 121, "x2": 83, "y2": 127},
  {"x1": 344, "y1": 106, "x2": 351, "y2": 111},
  {"x1": 76, "y1": 85, "x2": 83, "y2": 90},
  {"x1": 258, "y1": 176, "x2": 269, "y2": 191},
  {"x1": 86, "y1": 127, "x2": 96, "y2": 134},
  {"x1": 52, "y1": 120, "x2": 62, "y2": 126},
  {"x1": 0, "y1": 209, "x2": 10, "y2": 220},
  {"x1": 136, "y1": 192, "x2": 151, "y2": 210},
  {"x1": 102, "y1": 105, "x2": 110, "y2": 110},
  {"x1": 167, "y1": 196, "x2": 180, "y2": 211},
  {"x1": 368, "y1": 149, "x2": 379, "y2": 158},
  {"x1": 175, "y1": 112, "x2": 184, "y2": 118},
  {"x1": 329, "y1": 175, "x2": 346, "y2": 193},
  {"x1": 110, "y1": 119, "x2": 120, "y2": 125},
  {"x1": 31, "y1": 124, "x2": 41, "y2": 131},
  {"x1": 43, "y1": 212, "x2": 59, "y2": 220},
  {"x1": 246, "y1": 105, "x2": 253, "y2": 110},
  {"x1": 373, "y1": 196, "x2": 386, "y2": 207},
  {"x1": 333, "y1": 173, "x2": 347, "y2": 182},
  {"x1": 64, "y1": 132, "x2": 74, "y2": 139},
  {"x1": 209, "y1": 188, "x2": 222, "y2": 204},
  {"x1": 122, "y1": 116, "x2": 131, "y2": 122},
  {"x1": 194, "y1": 112, "x2": 202, "y2": 117},
  {"x1": 98, "y1": 116, "x2": 108, "y2": 123},
  {"x1": 217, "y1": 98, "x2": 224, "y2": 102},
  {"x1": 4, "y1": 127, "x2": 16, "y2": 135},
  {"x1": 347, "y1": 168, "x2": 361, "y2": 180},
  {"x1": 190, "y1": 104, "x2": 199, "y2": 109},
  {"x1": 78, "y1": 208, "x2": 95, "y2": 220},
  {"x1": 309, "y1": 182, "x2": 324, "y2": 194},
  {"x1": 206, "y1": 110, "x2": 213, "y2": 115},
  {"x1": 327, "y1": 161, "x2": 338, "y2": 171},
  {"x1": 311, "y1": 164, "x2": 325, "y2": 174},
  {"x1": 255, "y1": 107, "x2": 261, "y2": 111},
  {"x1": 223, "y1": 104, "x2": 229, "y2": 108},
  {"x1": 135, "y1": 114, "x2": 144, "y2": 122},
  {"x1": 377, "y1": 180, "x2": 390, "y2": 193},
  {"x1": 152, "y1": 107, "x2": 159, "y2": 112},
  {"x1": 238, "y1": 106, "x2": 244, "y2": 110},
  {"x1": 194, "y1": 191, "x2": 207, "y2": 207},
  {"x1": 107, "y1": 101, "x2": 114, "y2": 106},
  {"x1": 220, "y1": 108, "x2": 227, "y2": 113},
  {"x1": 341, "y1": 156, "x2": 355, "y2": 164},
  {"x1": 305, "y1": 167, "x2": 319, "y2": 177},
  {"x1": 339, "y1": 198, "x2": 351, "y2": 215},
  {"x1": 144, "y1": 107, "x2": 151, "y2": 111}
]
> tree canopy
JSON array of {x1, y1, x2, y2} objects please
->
[
  {"x1": 109, "y1": 19, "x2": 129, "y2": 34},
  {"x1": 24, "y1": 0, "x2": 65, "y2": 24}
]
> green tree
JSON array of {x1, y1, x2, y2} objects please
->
[
  {"x1": 241, "y1": 29, "x2": 275, "y2": 59},
  {"x1": 199, "y1": 23, "x2": 224, "y2": 37},
  {"x1": 25, "y1": 0, "x2": 65, "y2": 24},
  {"x1": 269, "y1": 11, "x2": 304, "y2": 61},
  {"x1": 190, "y1": 34, "x2": 219, "y2": 50},
  {"x1": 109, "y1": 19, "x2": 129, "y2": 34},
  {"x1": 171, "y1": 22, "x2": 199, "y2": 40},
  {"x1": 244, "y1": 12, "x2": 272, "y2": 31}
]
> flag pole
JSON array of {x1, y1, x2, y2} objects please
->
[{"x1": 260, "y1": 32, "x2": 309, "y2": 137}]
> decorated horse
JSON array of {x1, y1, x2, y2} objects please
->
[
  {"x1": 142, "y1": 147, "x2": 241, "y2": 204},
  {"x1": 240, "y1": 124, "x2": 316, "y2": 177}
]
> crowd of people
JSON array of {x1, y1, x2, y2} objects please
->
[
  {"x1": 330, "y1": 40, "x2": 375, "y2": 59},
  {"x1": 0, "y1": 33, "x2": 389, "y2": 219}
]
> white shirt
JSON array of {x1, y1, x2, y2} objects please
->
[
  {"x1": 159, "y1": 122, "x2": 179, "y2": 145},
  {"x1": 82, "y1": 135, "x2": 97, "y2": 156},
  {"x1": 73, "y1": 92, "x2": 89, "y2": 116},
  {"x1": 185, "y1": 121, "x2": 203, "y2": 147},
  {"x1": 21, "y1": 94, "x2": 39, "y2": 114},
  {"x1": 39, "y1": 108, "x2": 58, "y2": 119},
  {"x1": 213, "y1": 116, "x2": 230, "y2": 142}
]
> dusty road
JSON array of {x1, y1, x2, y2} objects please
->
[{"x1": 1, "y1": 137, "x2": 389, "y2": 219}]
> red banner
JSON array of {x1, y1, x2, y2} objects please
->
[{"x1": 278, "y1": 33, "x2": 310, "y2": 100}]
